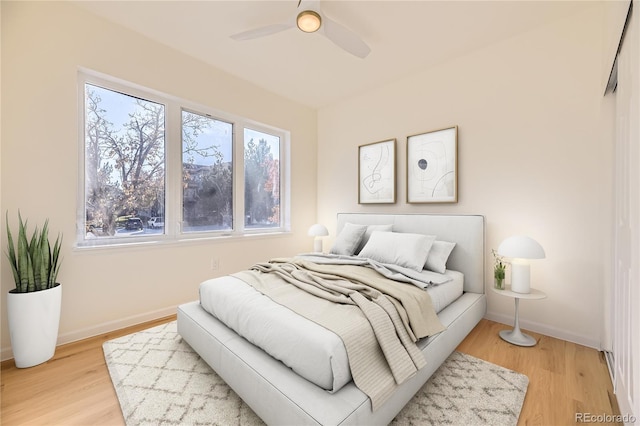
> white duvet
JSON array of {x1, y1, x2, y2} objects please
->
[{"x1": 199, "y1": 259, "x2": 463, "y2": 393}]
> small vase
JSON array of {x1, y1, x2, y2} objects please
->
[{"x1": 494, "y1": 277, "x2": 505, "y2": 290}]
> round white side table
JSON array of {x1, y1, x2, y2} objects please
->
[{"x1": 492, "y1": 285, "x2": 546, "y2": 347}]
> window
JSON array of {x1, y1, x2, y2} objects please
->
[
  {"x1": 79, "y1": 72, "x2": 289, "y2": 247},
  {"x1": 244, "y1": 128, "x2": 280, "y2": 229},
  {"x1": 84, "y1": 83, "x2": 166, "y2": 239},
  {"x1": 181, "y1": 111, "x2": 233, "y2": 233}
]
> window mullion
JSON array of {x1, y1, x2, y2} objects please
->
[
  {"x1": 281, "y1": 132, "x2": 290, "y2": 230},
  {"x1": 166, "y1": 102, "x2": 182, "y2": 237},
  {"x1": 234, "y1": 122, "x2": 245, "y2": 235}
]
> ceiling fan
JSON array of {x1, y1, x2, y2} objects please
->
[{"x1": 230, "y1": 0, "x2": 371, "y2": 59}]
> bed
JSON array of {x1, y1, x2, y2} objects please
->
[{"x1": 177, "y1": 213, "x2": 486, "y2": 425}]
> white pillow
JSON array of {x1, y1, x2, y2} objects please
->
[
  {"x1": 358, "y1": 231, "x2": 436, "y2": 271},
  {"x1": 356, "y1": 224, "x2": 393, "y2": 254},
  {"x1": 330, "y1": 223, "x2": 368, "y2": 255},
  {"x1": 424, "y1": 240, "x2": 456, "y2": 274}
]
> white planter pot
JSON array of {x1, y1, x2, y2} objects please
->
[{"x1": 7, "y1": 284, "x2": 62, "y2": 368}]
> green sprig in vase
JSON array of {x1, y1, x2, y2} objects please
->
[{"x1": 492, "y1": 249, "x2": 507, "y2": 290}]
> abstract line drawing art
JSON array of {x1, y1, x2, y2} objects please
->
[
  {"x1": 358, "y1": 139, "x2": 396, "y2": 204},
  {"x1": 407, "y1": 126, "x2": 458, "y2": 203}
]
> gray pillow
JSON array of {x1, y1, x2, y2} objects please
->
[{"x1": 330, "y1": 223, "x2": 368, "y2": 255}]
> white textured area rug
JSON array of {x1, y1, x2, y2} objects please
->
[{"x1": 104, "y1": 321, "x2": 528, "y2": 426}]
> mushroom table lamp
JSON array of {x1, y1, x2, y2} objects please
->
[
  {"x1": 308, "y1": 224, "x2": 329, "y2": 253},
  {"x1": 497, "y1": 235, "x2": 545, "y2": 294}
]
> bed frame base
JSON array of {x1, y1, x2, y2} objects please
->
[
  {"x1": 177, "y1": 213, "x2": 487, "y2": 425},
  {"x1": 178, "y1": 293, "x2": 485, "y2": 425}
]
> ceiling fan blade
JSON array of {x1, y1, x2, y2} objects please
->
[
  {"x1": 231, "y1": 22, "x2": 295, "y2": 41},
  {"x1": 321, "y1": 16, "x2": 370, "y2": 58}
]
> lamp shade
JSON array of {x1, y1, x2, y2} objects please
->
[
  {"x1": 497, "y1": 236, "x2": 545, "y2": 259},
  {"x1": 307, "y1": 224, "x2": 329, "y2": 237}
]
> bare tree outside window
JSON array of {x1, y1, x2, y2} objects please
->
[{"x1": 84, "y1": 84, "x2": 165, "y2": 239}]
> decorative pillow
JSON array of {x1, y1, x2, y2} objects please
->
[
  {"x1": 358, "y1": 231, "x2": 436, "y2": 271},
  {"x1": 356, "y1": 224, "x2": 393, "y2": 254},
  {"x1": 424, "y1": 240, "x2": 457, "y2": 274},
  {"x1": 330, "y1": 223, "x2": 368, "y2": 255}
]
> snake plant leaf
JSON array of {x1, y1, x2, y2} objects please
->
[
  {"x1": 17, "y1": 215, "x2": 31, "y2": 293},
  {"x1": 50, "y1": 235, "x2": 62, "y2": 287},
  {"x1": 28, "y1": 225, "x2": 38, "y2": 263},
  {"x1": 26, "y1": 254, "x2": 35, "y2": 292},
  {"x1": 32, "y1": 229, "x2": 43, "y2": 288},
  {"x1": 40, "y1": 221, "x2": 51, "y2": 289},
  {"x1": 5, "y1": 212, "x2": 20, "y2": 287},
  {"x1": 28, "y1": 225, "x2": 42, "y2": 289}
]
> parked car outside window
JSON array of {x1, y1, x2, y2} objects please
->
[
  {"x1": 125, "y1": 218, "x2": 143, "y2": 231},
  {"x1": 148, "y1": 217, "x2": 164, "y2": 229}
]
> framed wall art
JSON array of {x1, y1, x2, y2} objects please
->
[
  {"x1": 358, "y1": 139, "x2": 396, "y2": 204},
  {"x1": 406, "y1": 126, "x2": 458, "y2": 203}
]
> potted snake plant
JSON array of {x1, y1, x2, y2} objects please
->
[{"x1": 5, "y1": 211, "x2": 63, "y2": 368}]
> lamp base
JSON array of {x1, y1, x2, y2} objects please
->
[
  {"x1": 499, "y1": 329, "x2": 537, "y2": 347},
  {"x1": 313, "y1": 239, "x2": 323, "y2": 253},
  {"x1": 510, "y1": 263, "x2": 531, "y2": 293}
]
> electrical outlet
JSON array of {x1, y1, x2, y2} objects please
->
[{"x1": 211, "y1": 257, "x2": 220, "y2": 271}]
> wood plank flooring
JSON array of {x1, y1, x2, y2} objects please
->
[
  {"x1": 1, "y1": 317, "x2": 620, "y2": 425},
  {"x1": 456, "y1": 320, "x2": 621, "y2": 426},
  {"x1": 1, "y1": 316, "x2": 175, "y2": 426}
]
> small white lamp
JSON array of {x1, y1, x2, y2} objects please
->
[
  {"x1": 308, "y1": 224, "x2": 329, "y2": 253},
  {"x1": 497, "y1": 235, "x2": 545, "y2": 294}
]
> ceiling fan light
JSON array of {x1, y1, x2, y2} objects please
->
[{"x1": 297, "y1": 10, "x2": 321, "y2": 33}]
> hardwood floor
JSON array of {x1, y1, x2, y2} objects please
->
[
  {"x1": 457, "y1": 320, "x2": 621, "y2": 426},
  {"x1": 1, "y1": 317, "x2": 620, "y2": 425},
  {"x1": 1, "y1": 316, "x2": 176, "y2": 426}
]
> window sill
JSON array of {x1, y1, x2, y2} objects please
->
[{"x1": 73, "y1": 230, "x2": 292, "y2": 254}]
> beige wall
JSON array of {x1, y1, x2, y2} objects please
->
[
  {"x1": 0, "y1": 2, "x2": 318, "y2": 357},
  {"x1": 317, "y1": 4, "x2": 612, "y2": 348},
  {"x1": 0, "y1": 1, "x2": 618, "y2": 357}
]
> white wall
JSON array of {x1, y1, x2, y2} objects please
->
[
  {"x1": 317, "y1": 4, "x2": 611, "y2": 348},
  {"x1": 0, "y1": 2, "x2": 318, "y2": 357},
  {"x1": 1, "y1": 1, "x2": 619, "y2": 357}
]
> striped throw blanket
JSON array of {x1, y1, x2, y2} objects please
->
[{"x1": 233, "y1": 258, "x2": 445, "y2": 410}]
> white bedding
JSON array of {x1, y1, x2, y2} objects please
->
[
  {"x1": 198, "y1": 267, "x2": 463, "y2": 393},
  {"x1": 428, "y1": 270, "x2": 464, "y2": 312},
  {"x1": 180, "y1": 213, "x2": 486, "y2": 426}
]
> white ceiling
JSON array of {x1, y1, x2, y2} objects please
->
[{"x1": 74, "y1": 0, "x2": 593, "y2": 109}]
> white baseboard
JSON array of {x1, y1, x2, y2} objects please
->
[
  {"x1": 484, "y1": 310, "x2": 601, "y2": 350},
  {"x1": 2, "y1": 306, "x2": 601, "y2": 362},
  {"x1": 1, "y1": 305, "x2": 178, "y2": 362}
]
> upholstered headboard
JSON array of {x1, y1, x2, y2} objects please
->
[{"x1": 336, "y1": 213, "x2": 485, "y2": 294}]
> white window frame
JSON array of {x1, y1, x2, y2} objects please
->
[{"x1": 76, "y1": 69, "x2": 290, "y2": 249}]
